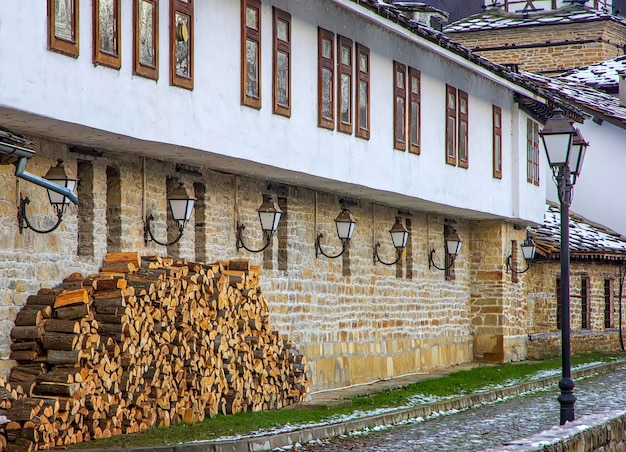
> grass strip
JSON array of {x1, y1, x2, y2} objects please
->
[{"x1": 68, "y1": 351, "x2": 625, "y2": 450}]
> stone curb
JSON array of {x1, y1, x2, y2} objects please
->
[{"x1": 78, "y1": 361, "x2": 626, "y2": 452}]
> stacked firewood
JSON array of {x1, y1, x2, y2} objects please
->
[{"x1": 0, "y1": 253, "x2": 309, "y2": 451}]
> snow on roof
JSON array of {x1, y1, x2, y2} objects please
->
[
  {"x1": 521, "y1": 71, "x2": 626, "y2": 127},
  {"x1": 560, "y1": 56, "x2": 626, "y2": 89},
  {"x1": 445, "y1": 3, "x2": 625, "y2": 33},
  {"x1": 529, "y1": 203, "x2": 626, "y2": 259}
]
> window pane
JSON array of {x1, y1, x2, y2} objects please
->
[
  {"x1": 359, "y1": 53, "x2": 368, "y2": 73},
  {"x1": 277, "y1": 51, "x2": 289, "y2": 106},
  {"x1": 245, "y1": 39, "x2": 258, "y2": 96},
  {"x1": 460, "y1": 121, "x2": 467, "y2": 160},
  {"x1": 277, "y1": 19, "x2": 288, "y2": 42},
  {"x1": 396, "y1": 71, "x2": 404, "y2": 89},
  {"x1": 55, "y1": 0, "x2": 74, "y2": 40},
  {"x1": 139, "y1": 1, "x2": 155, "y2": 66},
  {"x1": 176, "y1": 13, "x2": 191, "y2": 77},
  {"x1": 448, "y1": 92, "x2": 455, "y2": 109},
  {"x1": 411, "y1": 101, "x2": 419, "y2": 145},
  {"x1": 495, "y1": 135, "x2": 502, "y2": 172},
  {"x1": 341, "y1": 46, "x2": 350, "y2": 66},
  {"x1": 447, "y1": 117, "x2": 455, "y2": 158},
  {"x1": 495, "y1": 111, "x2": 501, "y2": 129},
  {"x1": 395, "y1": 97, "x2": 405, "y2": 142},
  {"x1": 246, "y1": 6, "x2": 258, "y2": 30},
  {"x1": 322, "y1": 39, "x2": 331, "y2": 59},
  {"x1": 341, "y1": 74, "x2": 350, "y2": 124},
  {"x1": 460, "y1": 97, "x2": 467, "y2": 114},
  {"x1": 99, "y1": 0, "x2": 116, "y2": 54},
  {"x1": 322, "y1": 68, "x2": 332, "y2": 120},
  {"x1": 411, "y1": 75, "x2": 419, "y2": 94},
  {"x1": 359, "y1": 80, "x2": 368, "y2": 130}
]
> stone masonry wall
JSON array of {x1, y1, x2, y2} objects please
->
[
  {"x1": 0, "y1": 134, "x2": 545, "y2": 390},
  {"x1": 448, "y1": 21, "x2": 626, "y2": 74},
  {"x1": 524, "y1": 261, "x2": 623, "y2": 359}
]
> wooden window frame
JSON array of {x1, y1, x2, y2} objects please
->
[
  {"x1": 458, "y1": 90, "x2": 469, "y2": 169},
  {"x1": 527, "y1": 119, "x2": 540, "y2": 186},
  {"x1": 581, "y1": 276, "x2": 589, "y2": 329},
  {"x1": 48, "y1": 0, "x2": 80, "y2": 57},
  {"x1": 337, "y1": 35, "x2": 353, "y2": 135},
  {"x1": 272, "y1": 8, "x2": 291, "y2": 117},
  {"x1": 93, "y1": 0, "x2": 121, "y2": 69},
  {"x1": 318, "y1": 28, "x2": 335, "y2": 130},
  {"x1": 241, "y1": 0, "x2": 262, "y2": 108},
  {"x1": 408, "y1": 67, "x2": 421, "y2": 155},
  {"x1": 356, "y1": 44, "x2": 370, "y2": 140},
  {"x1": 133, "y1": 0, "x2": 159, "y2": 80},
  {"x1": 445, "y1": 85, "x2": 457, "y2": 165},
  {"x1": 604, "y1": 279, "x2": 612, "y2": 329},
  {"x1": 493, "y1": 105, "x2": 503, "y2": 179},
  {"x1": 170, "y1": 0, "x2": 193, "y2": 90},
  {"x1": 393, "y1": 61, "x2": 407, "y2": 151}
]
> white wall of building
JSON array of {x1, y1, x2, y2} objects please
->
[{"x1": 0, "y1": 0, "x2": 545, "y2": 224}]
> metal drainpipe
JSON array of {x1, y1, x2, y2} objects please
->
[{"x1": 14, "y1": 157, "x2": 78, "y2": 205}]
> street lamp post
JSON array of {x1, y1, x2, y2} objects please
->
[{"x1": 539, "y1": 109, "x2": 588, "y2": 425}]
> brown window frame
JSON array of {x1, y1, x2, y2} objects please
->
[
  {"x1": 272, "y1": 8, "x2": 291, "y2": 117},
  {"x1": 581, "y1": 276, "x2": 590, "y2": 329},
  {"x1": 48, "y1": 0, "x2": 80, "y2": 57},
  {"x1": 604, "y1": 279, "x2": 612, "y2": 329},
  {"x1": 356, "y1": 44, "x2": 370, "y2": 140},
  {"x1": 493, "y1": 105, "x2": 502, "y2": 179},
  {"x1": 445, "y1": 84, "x2": 457, "y2": 165},
  {"x1": 408, "y1": 67, "x2": 421, "y2": 154},
  {"x1": 527, "y1": 118, "x2": 540, "y2": 185},
  {"x1": 318, "y1": 28, "x2": 335, "y2": 130},
  {"x1": 133, "y1": 0, "x2": 159, "y2": 80},
  {"x1": 393, "y1": 61, "x2": 407, "y2": 151},
  {"x1": 458, "y1": 90, "x2": 469, "y2": 169},
  {"x1": 93, "y1": 0, "x2": 121, "y2": 69},
  {"x1": 337, "y1": 35, "x2": 353, "y2": 135},
  {"x1": 241, "y1": 0, "x2": 262, "y2": 108},
  {"x1": 170, "y1": 0, "x2": 193, "y2": 90}
]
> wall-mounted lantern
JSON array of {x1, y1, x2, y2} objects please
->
[
  {"x1": 17, "y1": 160, "x2": 78, "y2": 234},
  {"x1": 145, "y1": 182, "x2": 196, "y2": 246},
  {"x1": 236, "y1": 195, "x2": 282, "y2": 252},
  {"x1": 316, "y1": 207, "x2": 356, "y2": 259},
  {"x1": 429, "y1": 228, "x2": 462, "y2": 271},
  {"x1": 506, "y1": 236, "x2": 537, "y2": 274},
  {"x1": 373, "y1": 216, "x2": 409, "y2": 265}
]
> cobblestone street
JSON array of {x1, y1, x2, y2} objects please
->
[{"x1": 298, "y1": 368, "x2": 626, "y2": 451}]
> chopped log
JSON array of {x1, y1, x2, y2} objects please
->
[
  {"x1": 24, "y1": 295, "x2": 55, "y2": 307},
  {"x1": 47, "y1": 350, "x2": 81, "y2": 365},
  {"x1": 10, "y1": 326, "x2": 42, "y2": 342},
  {"x1": 101, "y1": 262, "x2": 137, "y2": 274},
  {"x1": 14, "y1": 307, "x2": 51, "y2": 326},
  {"x1": 32, "y1": 382, "x2": 77, "y2": 397},
  {"x1": 55, "y1": 304, "x2": 89, "y2": 320},
  {"x1": 10, "y1": 342, "x2": 40, "y2": 352},
  {"x1": 42, "y1": 332, "x2": 79, "y2": 351},
  {"x1": 9, "y1": 350, "x2": 39, "y2": 362},
  {"x1": 105, "y1": 252, "x2": 142, "y2": 268},
  {"x1": 53, "y1": 289, "x2": 89, "y2": 308},
  {"x1": 41, "y1": 319, "x2": 80, "y2": 334}
]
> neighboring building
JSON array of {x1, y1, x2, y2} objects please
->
[
  {"x1": 445, "y1": 0, "x2": 626, "y2": 75},
  {"x1": 0, "y1": 0, "x2": 584, "y2": 391},
  {"x1": 525, "y1": 203, "x2": 626, "y2": 358}
]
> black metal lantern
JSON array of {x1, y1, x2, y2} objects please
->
[
  {"x1": 506, "y1": 236, "x2": 537, "y2": 274},
  {"x1": 429, "y1": 228, "x2": 462, "y2": 271},
  {"x1": 374, "y1": 217, "x2": 410, "y2": 265},
  {"x1": 316, "y1": 207, "x2": 357, "y2": 259},
  {"x1": 145, "y1": 182, "x2": 196, "y2": 246},
  {"x1": 540, "y1": 108, "x2": 576, "y2": 169},
  {"x1": 236, "y1": 195, "x2": 282, "y2": 253}
]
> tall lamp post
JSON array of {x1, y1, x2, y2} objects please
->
[{"x1": 539, "y1": 109, "x2": 588, "y2": 425}]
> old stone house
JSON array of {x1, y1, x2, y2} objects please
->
[
  {"x1": 525, "y1": 203, "x2": 626, "y2": 358},
  {"x1": 445, "y1": 0, "x2": 626, "y2": 75},
  {"x1": 0, "y1": 0, "x2": 585, "y2": 391}
]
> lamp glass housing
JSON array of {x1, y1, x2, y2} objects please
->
[
  {"x1": 570, "y1": 128, "x2": 588, "y2": 182},
  {"x1": 167, "y1": 183, "x2": 196, "y2": 224},
  {"x1": 44, "y1": 160, "x2": 77, "y2": 206},
  {"x1": 539, "y1": 109, "x2": 576, "y2": 167},
  {"x1": 257, "y1": 196, "x2": 282, "y2": 232},
  {"x1": 335, "y1": 208, "x2": 356, "y2": 240},
  {"x1": 520, "y1": 237, "x2": 537, "y2": 261},
  {"x1": 445, "y1": 230, "x2": 462, "y2": 256},
  {"x1": 389, "y1": 217, "x2": 409, "y2": 249}
]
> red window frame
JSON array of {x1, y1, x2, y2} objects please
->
[
  {"x1": 445, "y1": 85, "x2": 457, "y2": 165},
  {"x1": 493, "y1": 105, "x2": 502, "y2": 179},
  {"x1": 318, "y1": 28, "x2": 335, "y2": 130},
  {"x1": 356, "y1": 44, "x2": 370, "y2": 140},
  {"x1": 272, "y1": 8, "x2": 291, "y2": 117},
  {"x1": 337, "y1": 35, "x2": 353, "y2": 135},
  {"x1": 458, "y1": 90, "x2": 469, "y2": 168},
  {"x1": 393, "y1": 61, "x2": 407, "y2": 151},
  {"x1": 408, "y1": 67, "x2": 421, "y2": 154},
  {"x1": 241, "y1": 0, "x2": 261, "y2": 107},
  {"x1": 170, "y1": 0, "x2": 193, "y2": 90}
]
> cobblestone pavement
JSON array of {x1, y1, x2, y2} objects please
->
[{"x1": 297, "y1": 368, "x2": 626, "y2": 451}]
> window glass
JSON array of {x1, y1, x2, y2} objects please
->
[
  {"x1": 175, "y1": 13, "x2": 191, "y2": 77},
  {"x1": 246, "y1": 39, "x2": 258, "y2": 96},
  {"x1": 55, "y1": 0, "x2": 74, "y2": 40},
  {"x1": 322, "y1": 39, "x2": 332, "y2": 59},
  {"x1": 277, "y1": 51, "x2": 289, "y2": 106},
  {"x1": 359, "y1": 80, "x2": 368, "y2": 130},
  {"x1": 277, "y1": 19, "x2": 288, "y2": 42},
  {"x1": 341, "y1": 46, "x2": 350, "y2": 66},
  {"x1": 322, "y1": 68, "x2": 332, "y2": 120},
  {"x1": 396, "y1": 97, "x2": 405, "y2": 142},
  {"x1": 139, "y1": 1, "x2": 155, "y2": 66},
  {"x1": 246, "y1": 6, "x2": 258, "y2": 29},
  {"x1": 359, "y1": 53, "x2": 368, "y2": 73},
  {"x1": 341, "y1": 73, "x2": 351, "y2": 124},
  {"x1": 447, "y1": 117, "x2": 456, "y2": 158},
  {"x1": 411, "y1": 101, "x2": 419, "y2": 146}
]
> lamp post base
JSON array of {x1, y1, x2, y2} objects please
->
[{"x1": 558, "y1": 377, "x2": 576, "y2": 425}]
